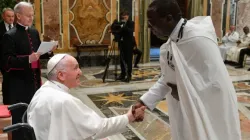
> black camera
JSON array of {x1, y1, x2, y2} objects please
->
[{"x1": 111, "y1": 19, "x2": 125, "y2": 42}]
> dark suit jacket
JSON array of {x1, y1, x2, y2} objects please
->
[
  {"x1": 0, "y1": 21, "x2": 7, "y2": 70},
  {"x1": 119, "y1": 20, "x2": 135, "y2": 51},
  {"x1": 0, "y1": 21, "x2": 7, "y2": 39}
]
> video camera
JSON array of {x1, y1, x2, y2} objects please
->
[{"x1": 110, "y1": 19, "x2": 126, "y2": 42}]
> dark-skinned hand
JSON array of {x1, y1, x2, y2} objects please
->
[{"x1": 167, "y1": 83, "x2": 179, "y2": 101}]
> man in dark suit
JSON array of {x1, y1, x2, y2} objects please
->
[
  {"x1": 0, "y1": 8, "x2": 15, "y2": 69},
  {"x1": 117, "y1": 11, "x2": 134, "y2": 82},
  {"x1": 0, "y1": 8, "x2": 14, "y2": 105}
]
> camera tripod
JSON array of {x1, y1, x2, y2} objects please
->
[{"x1": 102, "y1": 39, "x2": 119, "y2": 83}]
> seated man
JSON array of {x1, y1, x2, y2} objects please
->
[
  {"x1": 219, "y1": 25, "x2": 239, "y2": 61},
  {"x1": 133, "y1": 36, "x2": 142, "y2": 68},
  {"x1": 27, "y1": 54, "x2": 146, "y2": 140},
  {"x1": 226, "y1": 26, "x2": 250, "y2": 63},
  {"x1": 234, "y1": 27, "x2": 250, "y2": 70}
]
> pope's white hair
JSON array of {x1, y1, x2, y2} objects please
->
[
  {"x1": 47, "y1": 55, "x2": 70, "y2": 81},
  {"x1": 14, "y1": 2, "x2": 33, "y2": 14}
]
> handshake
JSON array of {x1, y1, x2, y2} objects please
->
[{"x1": 126, "y1": 101, "x2": 147, "y2": 122}]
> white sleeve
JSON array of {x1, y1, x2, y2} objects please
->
[
  {"x1": 221, "y1": 34, "x2": 228, "y2": 43},
  {"x1": 92, "y1": 115, "x2": 129, "y2": 139},
  {"x1": 140, "y1": 74, "x2": 171, "y2": 110},
  {"x1": 62, "y1": 98, "x2": 129, "y2": 140},
  {"x1": 228, "y1": 32, "x2": 239, "y2": 42},
  {"x1": 240, "y1": 36, "x2": 250, "y2": 46}
]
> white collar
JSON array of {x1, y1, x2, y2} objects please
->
[
  {"x1": 49, "y1": 80, "x2": 69, "y2": 92},
  {"x1": 4, "y1": 22, "x2": 13, "y2": 28},
  {"x1": 17, "y1": 22, "x2": 29, "y2": 30},
  {"x1": 170, "y1": 18, "x2": 185, "y2": 42}
]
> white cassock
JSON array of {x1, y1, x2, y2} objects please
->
[
  {"x1": 140, "y1": 17, "x2": 241, "y2": 140},
  {"x1": 226, "y1": 33, "x2": 250, "y2": 62},
  {"x1": 219, "y1": 31, "x2": 239, "y2": 60},
  {"x1": 27, "y1": 80, "x2": 129, "y2": 140}
]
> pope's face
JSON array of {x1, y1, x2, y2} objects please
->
[
  {"x1": 16, "y1": 6, "x2": 34, "y2": 26},
  {"x1": 62, "y1": 56, "x2": 82, "y2": 88}
]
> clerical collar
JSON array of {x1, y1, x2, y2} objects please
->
[
  {"x1": 16, "y1": 22, "x2": 29, "y2": 30},
  {"x1": 50, "y1": 80, "x2": 69, "y2": 92},
  {"x1": 170, "y1": 18, "x2": 187, "y2": 42}
]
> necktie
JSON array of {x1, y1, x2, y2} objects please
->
[{"x1": 8, "y1": 24, "x2": 11, "y2": 30}]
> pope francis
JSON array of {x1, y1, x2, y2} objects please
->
[{"x1": 27, "y1": 54, "x2": 145, "y2": 140}]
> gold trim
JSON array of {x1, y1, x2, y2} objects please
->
[
  {"x1": 203, "y1": 0, "x2": 208, "y2": 16},
  {"x1": 34, "y1": 0, "x2": 41, "y2": 36},
  {"x1": 226, "y1": 0, "x2": 230, "y2": 32}
]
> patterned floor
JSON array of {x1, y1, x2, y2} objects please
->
[
  {"x1": 87, "y1": 89, "x2": 250, "y2": 140},
  {"x1": 70, "y1": 63, "x2": 250, "y2": 140},
  {"x1": 1, "y1": 63, "x2": 250, "y2": 140}
]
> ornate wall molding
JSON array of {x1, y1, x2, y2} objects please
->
[
  {"x1": 70, "y1": 0, "x2": 110, "y2": 45},
  {"x1": 40, "y1": 0, "x2": 63, "y2": 48},
  {"x1": 236, "y1": 0, "x2": 250, "y2": 35}
]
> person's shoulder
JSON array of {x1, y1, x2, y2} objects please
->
[
  {"x1": 0, "y1": 21, "x2": 4, "y2": 26},
  {"x1": 3, "y1": 27, "x2": 17, "y2": 37},
  {"x1": 29, "y1": 26, "x2": 39, "y2": 33}
]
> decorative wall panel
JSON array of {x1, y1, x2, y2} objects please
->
[
  {"x1": 211, "y1": 0, "x2": 225, "y2": 39},
  {"x1": 236, "y1": 0, "x2": 250, "y2": 35},
  {"x1": 70, "y1": 0, "x2": 110, "y2": 44},
  {"x1": 42, "y1": 0, "x2": 62, "y2": 48}
]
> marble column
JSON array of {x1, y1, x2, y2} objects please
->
[
  {"x1": 230, "y1": 0, "x2": 237, "y2": 25},
  {"x1": 139, "y1": 0, "x2": 151, "y2": 63},
  {"x1": 236, "y1": 0, "x2": 250, "y2": 35}
]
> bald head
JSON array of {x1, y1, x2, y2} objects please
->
[{"x1": 147, "y1": 0, "x2": 182, "y2": 38}]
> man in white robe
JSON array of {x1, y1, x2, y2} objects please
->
[
  {"x1": 219, "y1": 25, "x2": 239, "y2": 60},
  {"x1": 133, "y1": 0, "x2": 241, "y2": 140},
  {"x1": 227, "y1": 26, "x2": 250, "y2": 63},
  {"x1": 27, "y1": 54, "x2": 145, "y2": 140}
]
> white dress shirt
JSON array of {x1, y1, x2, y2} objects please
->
[{"x1": 4, "y1": 22, "x2": 14, "y2": 31}]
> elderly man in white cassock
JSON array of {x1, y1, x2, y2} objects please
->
[
  {"x1": 27, "y1": 54, "x2": 146, "y2": 140},
  {"x1": 133, "y1": 0, "x2": 241, "y2": 140},
  {"x1": 219, "y1": 25, "x2": 239, "y2": 61}
]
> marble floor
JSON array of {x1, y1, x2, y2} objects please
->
[{"x1": 1, "y1": 62, "x2": 250, "y2": 140}]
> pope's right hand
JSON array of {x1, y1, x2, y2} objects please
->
[
  {"x1": 126, "y1": 105, "x2": 146, "y2": 123},
  {"x1": 29, "y1": 52, "x2": 40, "y2": 63}
]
